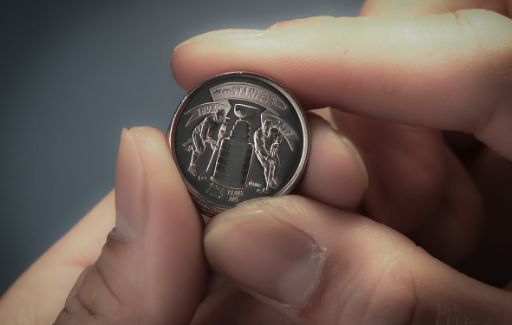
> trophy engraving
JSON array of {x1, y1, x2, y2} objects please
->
[
  {"x1": 211, "y1": 104, "x2": 258, "y2": 189},
  {"x1": 198, "y1": 117, "x2": 231, "y2": 180}
]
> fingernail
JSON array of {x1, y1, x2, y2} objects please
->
[
  {"x1": 175, "y1": 29, "x2": 266, "y2": 50},
  {"x1": 113, "y1": 128, "x2": 147, "y2": 241},
  {"x1": 326, "y1": 111, "x2": 368, "y2": 188},
  {"x1": 204, "y1": 210, "x2": 325, "y2": 308}
]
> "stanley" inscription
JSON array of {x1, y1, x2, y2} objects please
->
[
  {"x1": 232, "y1": 86, "x2": 282, "y2": 108},
  {"x1": 210, "y1": 82, "x2": 287, "y2": 114}
]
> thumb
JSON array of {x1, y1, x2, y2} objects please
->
[
  {"x1": 204, "y1": 196, "x2": 512, "y2": 324},
  {"x1": 55, "y1": 127, "x2": 206, "y2": 324},
  {"x1": 172, "y1": 10, "x2": 512, "y2": 160}
]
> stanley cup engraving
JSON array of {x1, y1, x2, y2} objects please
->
[{"x1": 211, "y1": 104, "x2": 257, "y2": 189}]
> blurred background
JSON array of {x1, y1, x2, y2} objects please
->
[{"x1": 0, "y1": 0, "x2": 363, "y2": 295}]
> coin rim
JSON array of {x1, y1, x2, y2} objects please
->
[{"x1": 167, "y1": 71, "x2": 309, "y2": 215}]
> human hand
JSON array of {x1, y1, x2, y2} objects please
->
[
  {"x1": 0, "y1": 127, "x2": 208, "y2": 324},
  {"x1": 2, "y1": 0, "x2": 512, "y2": 324},
  {"x1": 170, "y1": 0, "x2": 512, "y2": 323},
  {"x1": 0, "y1": 117, "x2": 366, "y2": 324},
  {"x1": 204, "y1": 138, "x2": 216, "y2": 150}
]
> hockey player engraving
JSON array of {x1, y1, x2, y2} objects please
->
[
  {"x1": 183, "y1": 109, "x2": 226, "y2": 177},
  {"x1": 198, "y1": 116, "x2": 230, "y2": 180},
  {"x1": 254, "y1": 119, "x2": 283, "y2": 194}
]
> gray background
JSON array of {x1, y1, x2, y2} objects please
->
[{"x1": 0, "y1": 0, "x2": 362, "y2": 295}]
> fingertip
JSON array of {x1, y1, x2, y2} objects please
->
[
  {"x1": 129, "y1": 127, "x2": 185, "y2": 189},
  {"x1": 204, "y1": 197, "x2": 327, "y2": 310},
  {"x1": 171, "y1": 45, "x2": 202, "y2": 90},
  {"x1": 297, "y1": 113, "x2": 367, "y2": 210},
  {"x1": 114, "y1": 127, "x2": 147, "y2": 241},
  {"x1": 128, "y1": 126, "x2": 200, "y2": 224},
  {"x1": 206, "y1": 195, "x2": 512, "y2": 325},
  {"x1": 56, "y1": 125, "x2": 206, "y2": 324},
  {"x1": 128, "y1": 126, "x2": 165, "y2": 151},
  {"x1": 172, "y1": 29, "x2": 268, "y2": 90}
]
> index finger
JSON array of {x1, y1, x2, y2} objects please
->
[
  {"x1": 172, "y1": 10, "x2": 512, "y2": 160},
  {"x1": 360, "y1": 0, "x2": 509, "y2": 16}
]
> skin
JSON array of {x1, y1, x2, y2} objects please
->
[{"x1": 1, "y1": 0, "x2": 512, "y2": 324}]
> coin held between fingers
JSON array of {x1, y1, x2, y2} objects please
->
[{"x1": 168, "y1": 72, "x2": 309, "y2": 216}]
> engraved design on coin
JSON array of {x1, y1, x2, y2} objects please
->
[
  {"x1": 183, "y1": 108, "x2": 228, "y2": 177},
  {"x1": 168, "y1": 72, "x2": 309, "y2": 216},
  {"x1": 254, "y1": 119, "x2": 282, "y2": 194}
]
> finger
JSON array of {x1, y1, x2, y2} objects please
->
[
  {"x1": 360, "y1": 0, "x2": 509, "y2": 16},
  {"x1": 54, "y1": 128, "x2": 206, "y2": 324},
  {"x1": 172, "y1": 10, "x2": 512, "y2": 160},
  {"x1": 360, "y1": 0, "x2": 507, "y2": 164},
  {"x1": 193, "y1": 281, "x2": 295, "y2": 325},
  {"x1": 0, "y1": 192, "x2": 115, "y2": 324},
  {"x1": 329, "y1": 110, "x2": 481, "y2": 264},
  {"x1": 309, "y1": 107, "x2": 337, "y2": 128},
  {"x1": 295, "y1": 114, "x2": 368, "y2": 210},
  {"x1": 204, "y1": 196, "x2": 512, "y2": 324},
  {"x1": 329, "y1": 108, "x2": 483, "y2": 262},
  {"x1": 411, "y1": 147, "x2": 483, "y2": 264},
  {"x1": 458, "y1": 148, "x2": 512, "y2": 287},
  {"x1": 331, "y1": 109, "x2": 447, "y2": 234}
]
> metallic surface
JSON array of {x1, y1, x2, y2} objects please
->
[{"x1": 168, "y1": 72, "x2": 309, "y2": 216}]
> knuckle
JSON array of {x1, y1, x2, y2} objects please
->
[
  {"x1": 452, "y1": 9, "x2": 512, "y2": 54},
  {"x1": 77, "y1": 265, "x2": 118, "y2": 318},
  {"x1": 328, "y1": 251, "x2": 427, "y2": 325},
  {"x1": 55, "y1": 264, "x2": 138, "y2": 325},
  {"x1": 363, "y1": 258, "x2": 421, "y2": 324}
]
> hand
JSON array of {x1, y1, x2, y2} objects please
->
[
  {"x1": 207, "y1": 138, "x2": 217, "y2": 149},
  {"x1": 2, "y1": 0, "x2": 512, "y2": 324},
  {"x1": 170, "y1": 0, "x2": 512, "y2": 323},
  {"x1": 0, "y1": 118, "x2": 367, "y2": 324},
  {"x1": 0, "y1": 127, "x2": 208, "y2": 324}
]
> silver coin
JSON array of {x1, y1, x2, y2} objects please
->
[{"x1": 167, "y1": 72, "x2": 309, "y2": 216}]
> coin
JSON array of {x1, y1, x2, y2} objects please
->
[{"x1": 167, "y1": 72, "x2": 309, "y2": 216}]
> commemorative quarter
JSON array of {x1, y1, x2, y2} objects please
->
[{"x1": 167, "y1": 72, "x2": 309, "y2": 216}]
